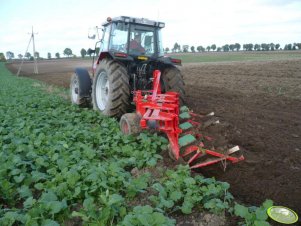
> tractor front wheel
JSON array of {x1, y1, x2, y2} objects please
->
[
  {"x1": 92, "y1": 59, "x2": 130, "y2": 117},
  {"x1": 70, "y1": 68, "x2": 92, "y2": 107}
]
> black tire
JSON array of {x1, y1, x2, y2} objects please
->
[
  {"x1": 120, "y1": 113, "x2": 142, "y2": 135},
  {"x1": 70, "y1": 68, "x2": 92, "y2": 107},
  {"x1": 92, "y1": 59, "x2": 130, "y2": 117},
  {"x1": 161, "y1": 66, "x2": 185, "y2": 105}
]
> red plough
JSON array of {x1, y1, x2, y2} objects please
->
[{"x1": 120, "y1": 70, "x2": 244, "y2": 170}]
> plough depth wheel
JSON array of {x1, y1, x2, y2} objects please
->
[{"x1": 120, "y1": 113, "x2": 142, "y2": 135}]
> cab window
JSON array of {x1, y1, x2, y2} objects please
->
[
  {"x1": 109, "y1": 22, "x2": 129, "y2": 53},
  {"x1": 100, "y1": 24, "x2": 111, "y2": 52},
  {"x1": 129, "y1": 25, "x2": 155, "y2": 56}
]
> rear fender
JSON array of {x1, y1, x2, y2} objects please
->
[
  {"x1": 93, "y1": 51, "x2": 133, "y2": 73},
  {"x1": 93, "y1": 52, "x2": 112, "y2": 72},
  {"x1": 157, "y1": 56, "x2": 182, "y2": 66}
]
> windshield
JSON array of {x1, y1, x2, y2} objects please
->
[
  {"x1": 107, "y1": 22, "x2": 162, "y2": 56},
  {"x1": 128, "y1": 25, "x2": 156, "y2": 56}
]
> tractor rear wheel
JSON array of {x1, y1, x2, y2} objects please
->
[
  {"x1": 92, "y1": 59, "x2": 130, "y2": 117},
  {"x1": 162, "y1": 66, "x2": 185, "y2": 105},
  {"x1": 70, "y1": 68, "x2": 92, "y2": 107},
  {"x1": 120, "y1": 113, "x2": 142, "y2": 135}
]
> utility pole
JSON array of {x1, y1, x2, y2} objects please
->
[
  {"x1": 17, "y1": 26, "x2": 38, "y2": 76},
  {"x1": 32, "y1": 27, "x2": 38, "y2": 74}
]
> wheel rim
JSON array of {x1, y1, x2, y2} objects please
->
[
  {"x1": 121, "y1": 120, "x2": 129, "y2": 134},
  {"x1": 71, "y1": 75, "x2": 79, "y2": 103},
  {"x1": 95, "y1": 71, "x2": 109, "y2": 111}
]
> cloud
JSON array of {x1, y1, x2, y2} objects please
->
[
  {"x1": 259, "y1": 0, "x2": 300, "y2": 6},
  {"x1": 0, "y1": 0, "x2": 300, "y2": 57}
]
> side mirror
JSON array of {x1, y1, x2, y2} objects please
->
[
  {"x1": 88, "y1": 27, "x2": 97, "y2": 40},
  {"x1": 88, "y1": 34, "x2": 96, "y2": 40},
  {"x1": 144, "y1": 36, "x2": 152, "y2": 46}
]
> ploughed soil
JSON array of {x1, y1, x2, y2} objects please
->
[
  {"x1": 7, "y1": 58, "x2": 301, "y2": 223},
  {"x1": 182, "y1": 60, "x2": 301, "y2": 218}
]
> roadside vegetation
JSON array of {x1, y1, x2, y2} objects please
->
[{"x1": 0, "y1": 62, "x2": 274, "y2": 225}]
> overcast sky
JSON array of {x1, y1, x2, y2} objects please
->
[{"x1": 0, "y1": 0, "x2": 300, "y2": 58}]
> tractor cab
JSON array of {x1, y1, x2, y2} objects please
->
[{"x1": 98, "y1": 16, "x2": 165, "y2": 58}]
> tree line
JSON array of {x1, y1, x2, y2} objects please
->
[
  {"x1": 1, "y1": 42, "x2": 300, "y2": 62},
  {"x1": 167, "y1": 42, "x2": 301, "y2": 53},
  {"x1": 1, "y1": 47, "x2": 100, "y2": 61}
]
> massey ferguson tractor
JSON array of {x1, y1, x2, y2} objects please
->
[{"x1": 70, "y1": 16, "x2": 244, "y2": 170}]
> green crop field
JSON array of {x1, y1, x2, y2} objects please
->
[
  {"x1": 169, "y1": 51, "x2": 301, "y2": 63},
  {"x1": 0, "y1": 62, "x2": 273, "y2": 225}
]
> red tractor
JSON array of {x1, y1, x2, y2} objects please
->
[
  {"x1": 70, "y1": 16, "x2": 244, "y2": 170},
  {"x1": 70, "y1": 16, "x2": 184, "y2": 117}
]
